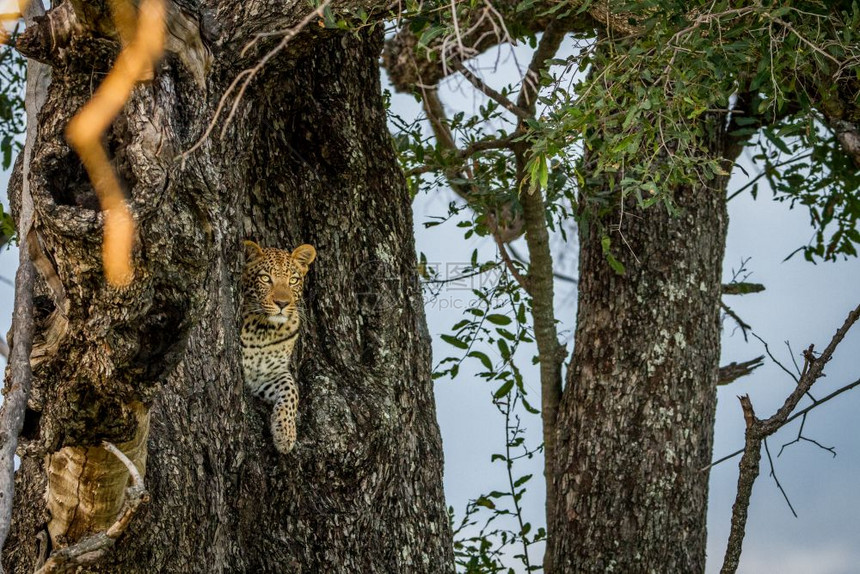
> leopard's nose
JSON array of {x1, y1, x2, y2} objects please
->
[{"x1": 273, "y1": 299, "x2": 289, "y2": 310}]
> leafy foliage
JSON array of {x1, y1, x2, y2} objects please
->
[
  {"x1": 389, "y1": 1, "x2": 860, "y2": 571},
  {"x1": 423, "y1": 255, "x2": 545, "y2": 572},
  {"x1": 450, "y1": 394, "x2": 545, "y2": 573},
  {"x1": 0, "y1": 30, "x2": 26, "y2": 242},
  {"x1": 0, "y1": 30, "x2": 25, "y2": 171},
  {"x1": 394, "y1": 0, "x2": 860, "y2": 260}
]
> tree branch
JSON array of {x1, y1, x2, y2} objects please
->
[
  {"x1": 451, "y1": 60, "x2": 531, "y2": 119},
  {"x1": 494, "y1": 233, "x2": 529, "y2": 292},
  {"x1": 405, "y1": 136, "x2": 514, "y2": 177},
  {"x1": 720, "y1": 395, "x2": 762, "y2": 574},
  {"x1": 717, "y1": 356, "x2": 764, "y2": 386},
  {"x1": 720, "y1": 301, "x2": 751, "y2": 341},
  {"x1": 719, "y1": 303, "x2": 860, "y2": 574},
  {"x1": 722, "y1": 282, "x2": 765, "y2": 295},
  {"x1": 516, "y1": 20, "x2": 566, "y2": 113},
  {"x1": 509, "y1": 22, "x2": 568, "y2": 573},
  {"x1": 704, "y1": 376, "x2": 860, "y2": 472},
  {"x1": 418, "y1": 86, "x2": 525, "y2": 241}
]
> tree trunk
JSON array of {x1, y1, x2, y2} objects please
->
[
  {"x1": 4, "y1": 3, "x2": 452, "y2": 571},
  {"x1": 549, "y1": 148, "x2": 729, "y2": 569}
]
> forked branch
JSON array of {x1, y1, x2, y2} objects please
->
[{"x1": 720, "y1": 303, "x2": 860, "y2": 574}]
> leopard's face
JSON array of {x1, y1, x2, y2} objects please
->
[{"x1": 242, "y1": 242, "x2": 316, "y2": 324}]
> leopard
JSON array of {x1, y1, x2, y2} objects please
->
[{"x1": 240, "y1": 240, "x2": 316, "y2": 454}]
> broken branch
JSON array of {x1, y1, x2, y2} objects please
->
[{"x1": 34, "y1": 441, "x2": 149, "y2": 574}]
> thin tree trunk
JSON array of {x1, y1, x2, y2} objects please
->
[{"x1": 4, "y1": 3, "x2": 452, "y2": 571}]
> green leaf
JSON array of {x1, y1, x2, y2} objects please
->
[
  {"x1": 485, "y1": 314, "x2": 512, "y2": 325},
  {"x1": 441, "y1": 334, "x2": 469, "y2": 349},
  {"x1": 539, "y1": 157, "x2": 549, "y2": 190},
  {"x1": 513, "y1": 474, "x2": 533, "y2": 487},
  {"x1": 601, "y1": 236, "x2": 626, "y2": 275},
  {"x1": 468, "y1": 351, "x2": 493, "y2": 370},
  {"x1": 497, "y1": 339, "x2": 511, "y2": 360},
  {"x1": 493, "y1": 379, "x2": 514, "y2": 398}
]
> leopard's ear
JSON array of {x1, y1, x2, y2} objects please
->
[
  {"x1": 244, "y1": 240, "x2": 264, "y2": 261},
  {"x1": 291, "y1": 244, "x2": 316, "y2": 274}
]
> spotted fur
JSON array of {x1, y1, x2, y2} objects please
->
[{"x1": 240, "y1": 240, "x2": 316, "y2": 454}]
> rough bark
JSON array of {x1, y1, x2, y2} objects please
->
[
  {"x1": 3, "y1": 1, "x2": 452, "y2": 571},
  {"x1": 549, "y1": 153, "x2": 729, "y2": 571}
]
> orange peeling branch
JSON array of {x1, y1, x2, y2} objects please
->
[{"x1": 65, "y1": 0, "x2": 165, "y2": 286}]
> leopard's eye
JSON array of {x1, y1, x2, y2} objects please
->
[
  {"x1": 258, "y1": 273, "x2": 273, "y2": 284},
  {"x1": 289, "y1": 277, "x2": 300, "y2": 286}
]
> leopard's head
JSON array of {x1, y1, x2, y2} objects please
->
[{"x1": 242, "y1": 241, "x2": 316, "y2": 324}]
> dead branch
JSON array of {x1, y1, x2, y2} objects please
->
[
  {"x1": 717, "y1": 356, "x2": 764, "y2": 386},
  {"x1": 719, "y1": 303, "x2": 860, "y2": 574},
  {"x1": 777, "y1": 412, "x2": 836, "y2": 458},
  {"x1": 34, "y1": 441, "x2": 149, "y2": 574},
  {"x1": 721, "y1": 282, "x2": 765, "y2": 295},
  {"x1": 762, "y1": 438, "x2": 796, "y2": 518},
  {"x1": 720, "y1": 394, "x2": 762, "y2": 574},
  {"x1": 703, "y1": 376, "x2": 860, "y2": 473},
  {"x1": 721, "y1": 301, "x2": 751, "y2": 341}
]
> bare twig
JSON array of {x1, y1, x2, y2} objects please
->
[
  {"x1": 720, "y1": 303, "x2": 860, "y2": 574},
  {"x1": 494, "y1": 234, "x2": 529, "y2": 293},
  {"x1": 451, "y1": 60, "x2": 531, "y2": 119},
  {"x1": 704, "y1": 376, "x2": 860, "y2": 472},
  {"x1": 721, "y1": 301, "x2": 751, "y2": 341},
  {"x1": 763, "y1": 438, "x2": 797, "y2": 518},
  {"x1": 777, "y1": 413, "x2": 836, "y2": 458},
  {"x1": 751, "y1": 331, "x2": 798, "y2": 383},
  {"x1": 34, "y1": 441, "x2": 149, "y2": 574}
]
